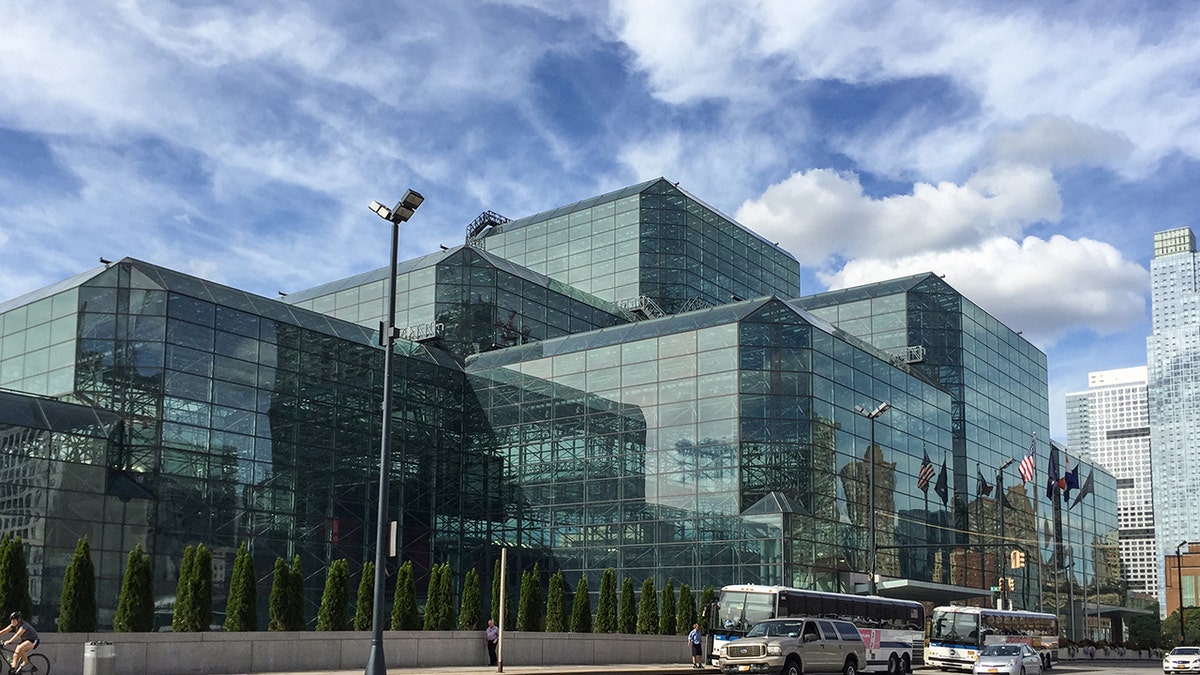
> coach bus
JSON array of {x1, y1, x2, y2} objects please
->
[
  {"x1": 927, "y1": 605, "x2": 1059, "y2": 671},
  {"x1": 712, "y1": 584, "x2": 925, "y2": 674}
]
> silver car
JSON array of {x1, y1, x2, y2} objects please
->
[{"x1": 972, "y1": 643, "x2": 1043, "y2": 675}]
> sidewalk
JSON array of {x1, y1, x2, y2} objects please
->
[{"x1": 244, "y1": 665, "x2": 703, "y2": 675}]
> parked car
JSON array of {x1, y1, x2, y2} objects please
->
[
  {"x1": 1164, "y1": 646, "x2": 1200, "y2": 674},
  {"x1": 972, "y1": 643, "x2": 1043, "y2": 675},
  {"x1": 715, "y1": 617, "x2": 865, "y2": 675}
]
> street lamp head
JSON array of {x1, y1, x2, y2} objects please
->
[
  {"x1": 369, "y1": 189, "x2": 424, "y2": 224},
  {"x1": 369, "y1": 200, "x2": 392, "y2": 220},
  {"x1": 400, "y1": 189, "x2": 424, "y2": 210},
  {"x1": 856, "y1": 401, "x2": 891, "y2": 419},
  {"x1": 999, "y1": 458, "x2": 1015, "y2": 470},
  {"x1": 1180, "y1": 541, "x2": 1189, "y2": 552}
]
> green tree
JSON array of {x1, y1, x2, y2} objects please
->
[
  {"x1": 458, "y1": 568, "x2": 482, "y2": 631},
  {"x1": 529, "y1": 563, "x2": 544, "y2": 631},
  {"x1": 676, "y1": 583, "x2": 697, "y2": 636},
  {"x1": 0, "y1": 536, "x2": 32, "y2": 620},
  {"x1": 288, "y1": 555, "x2": 305, "y2": 630},
  {"x1": 618, "y1": 578, "x2": 637, "y2": 634},
  {"x1": 545, "y1": 570, "x2": 567, "y2": 632},
  {"x1": 317, "y1": 559, "x2": 350, "y2": 631},
  {"x1": 423, "y1": 563, "x2": 455, "y2": 630},
  {"x1": 659, "y1": 578, "x2": 676, "y2": 635},
  {"x1": 390, "y1": 559, "x2": 419, "y2": 630},
  {"x1": 698, "y1": 587, "x2": 717, "y2": 634},
  {"x1": 353, "y1": 561, "x2": 375, "y2": 630},
  {"x1": 194, "y1": 544, "x2": 213, "y2": 630},
  {"x1": 637, "y1": 579, "x2": 659, "y2": 634},
  {"x1": 595, "y1": 568, "x2": 617, "y2": 633},
  {"x1": 113, "y1": 544, "x2": 154, "y2": 632},
  {"x1": 224, "y1": 542, "x2": 257, "y2": 631},
  {"x1": 58, "y1": 535, "x2": 97, "y2": 632},
  {"x1": 570, "y1": 575, "x2": 592, "y2": 633},
  {"x1": 1163, "y1": 607, "x2": 1200, "y2": 648},
  {"x1": 268, "y1": 557, "x2": 291, "y2": 631},
  {"x1": 173, "y1": 546, "x2": 197, "y2": 631},
  {"x1": 516, "y1": 569, "x2": 533, "y2": 631},
  {"x1": 1127, "y1": 601, "x2": 1160, "y2": 649}
]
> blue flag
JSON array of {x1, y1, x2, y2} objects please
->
[{"x1": 1045, "y1": 443, "x2": 1060, "y2": 500}]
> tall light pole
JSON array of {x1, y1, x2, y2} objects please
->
[
  {"x1": 1178, "y1": 541, "x2": 1189, "y2": 646},
  {"x1": 854, "y1": 401, "x2": 889, "y2": 596},
  {"x1": 996, "y1": 457, "x2": 1014, "y2": 610},
  {"x1": 365, "y1": 189, "x2": 424, "y2": 675}
]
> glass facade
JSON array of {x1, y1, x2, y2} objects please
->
[{"x1": 0, "y1": 180, "x2": 1125, "y2": 631}]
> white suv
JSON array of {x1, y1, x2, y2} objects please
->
[{"x1": 716, "y1": 617, "x2": 866, "y2": 675}]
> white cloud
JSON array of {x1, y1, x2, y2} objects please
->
[
  {"x1": 735, "y1": 165, "x2": 1061, "y2": 265},
  {"x1": 819, "y1": 235, "x2": 1147, "y2": 347},
  {"x1": 986, "y1": 115, "x2": 1134, "y2": 169}
]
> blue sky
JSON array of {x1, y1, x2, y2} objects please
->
[{"x1": 3, "y1": 1, "x2": 1199, "y2": 441}]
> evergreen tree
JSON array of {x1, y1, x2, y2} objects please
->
[
  {"x1": 288, "y1": 555, "x2": 305, "y2": 630},
  {"x1": 58, "y1": 535, "x2": 97, "y2": 632},
  {"x1": 570, "y1": 575, "x2": 592, "y2": 633},
  {"x1": 595, "y1": 568, "x2": 617, "y2": 633},
  {"x1": 618, "y1": 577, "x2": 637, "y2": 634},
  {"x1": 268, "y1": 557, "x2": 291, "y2": 631},
  {"x1": 113, "y1": 544, "x2": 154, "y2": 632},
  {"x1": 636, "y1": 579, "x2": 658, "y2": 635},
  {"x1": 194, "y1": 544, "x2": 213, "y2": 631},
  {"x1": 423, "y1": 564, "x2": 442, "y2": 631},
  {"x1": 224, "y1": 542, "x2": 258, "y2": 631},
  {"x1": 353, "y1": 561, "x2": 375, "y2": 630},
  {"x1": 659, "y1": 578, "x2": 676, "y2": 635},
  {"x1": 516, "y1": 569, "x2": 533, "y2": 631},
  {"x1": 0, "y1": 536, "x2": 32, "y2": 619},
  {"x1": 437, "y1": 563, "x2": 456, "y2": 630},
  {"x1": 172, "y1": 546, "x2": 197, "y2": 631},
  {"x1": 676, "y1": 583, "x2": 697, "y2": 636},
  {"x1": 545, "y1": 570, "x2": 567, "y2": 632},
  {"x1": 698, "y1": 587, "x2": 717, "y2": 634},
  {"x1": 458, "y1": 568, "x2": 482, "y2": 631},
  {"x1": 529, "y1": 563, "x2": 543, "y2": 631},
  {"x1": 390, "y1": 559, "x2": 419, "y2": 630},
  {"x1": 316, "y1": 559, "x2": 350, "y2": 631}
]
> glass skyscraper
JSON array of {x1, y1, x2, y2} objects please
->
[
  {"x1": 1148, "y1": 227, "x2": 1200, "y2": 605},
  {"x1": 0, "y1": 179, "x2": 1122, "y2": 631}
]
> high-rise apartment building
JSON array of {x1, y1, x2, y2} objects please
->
[
  {"x1": 1148, "y1": 227, "x2": 1200, "y2": 605},
  {"x1": 1065, "y1": 367, "x2": 1156, "y2": 597}
]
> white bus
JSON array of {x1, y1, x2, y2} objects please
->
[
  {"x1": 927, "y1": 606, "x2": 1059, "y2": 672},
  {"x1": 711, "y1": 584, "x2": 925, "y2": 674}
]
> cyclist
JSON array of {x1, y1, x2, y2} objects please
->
[{"x1": 0, "y1": 612, "x2": 38, "y2": 673}]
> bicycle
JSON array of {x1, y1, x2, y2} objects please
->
[{"x1": 0, "y1": 642, "x2": 49, "y2": 675}]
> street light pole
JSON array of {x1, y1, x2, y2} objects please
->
[
  {"x1": 1178, "y1": 541, "x2": 1189, "y2": 646},
  {"x1": 854, "y1": 401, "x2": 890, "y2": 596},
  {"x1": 365, "y1": 190, "x2": 424, "y2": 675},
  {"x1": 997, "y1": 458, "x2": 1014, "y2": 610}
]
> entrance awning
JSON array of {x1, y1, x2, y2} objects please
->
[{"x1": 875, "y1": 578, "x2": 994, "y2": 605}]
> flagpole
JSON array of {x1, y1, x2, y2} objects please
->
[
  {"x1": 1032, "y1": 450, "x2": 1044, "y2": 612},
  {"x1": 1090, "y1": 487, "x2": 1101, "y2": 641}
]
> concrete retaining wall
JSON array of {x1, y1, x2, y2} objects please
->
[{"x1": 41, "y1": 631, "x2": 690, "y2": 675}]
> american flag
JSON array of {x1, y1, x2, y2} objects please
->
[
  {"x1": 917, "y1": 451, "x2": 935, "y2": 492},
  {"x1": 1018, "y1": 434, "x2": 1036, "y2": 483}
]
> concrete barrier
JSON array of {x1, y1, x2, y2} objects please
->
[{"x1": 37, "y1": 630, "x2": 691, "y2": 675}]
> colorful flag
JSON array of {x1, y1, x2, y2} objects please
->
[
  {"x1": 934, "y1": 459, "x2": 949, "y2": 505},
  {"x1": 1070, "y1": 470, "x2": 1095, "y2": 509},
  {"x1": 917, "y1": 451, "x2": 935, "y2": 493},
  {"x1": 976, "y1": 468, "x2": 993, "y2": 497},
  {"x1": 1018, "y1": 434, "x2": 1036, "y2": 483},
  {"x1": 1045, "y1": 443, "x2": 1060, "y2": 500}
]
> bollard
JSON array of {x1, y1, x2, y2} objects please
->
[{"x1": 82, "y1": 641, "x2": 115, "y2": 675}]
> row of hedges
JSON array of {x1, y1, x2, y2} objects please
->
[{"x1": 30, "y1": 535, "x2": 717, "y2": 634}]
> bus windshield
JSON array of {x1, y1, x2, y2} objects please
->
[
  {"x1": 718, "y1": 590, "x2": 775, "y2": 631},
  {"x1": 930, "y1": 609, "x2": 979, "y2": 644}
]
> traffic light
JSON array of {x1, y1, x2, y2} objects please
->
[
  {"x1": 1007, "y1": 577, "x2": 1015, "y2": 592},
  {"x1": 1010, "y1": 549, "x2": 1026, "y2": 569}
]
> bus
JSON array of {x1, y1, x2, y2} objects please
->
[
  {"x1": 711, "y1": 584, "x2": 925, "y2": 674},
  {"x1": 927, "y1": 606, "x2": 1059, "y2": 672}
]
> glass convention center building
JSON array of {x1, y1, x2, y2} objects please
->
[{"x1": 0, "y1": 178, "x2": 1121, "y2": 633}]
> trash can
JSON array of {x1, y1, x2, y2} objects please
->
[{"x1": 83, "y1": 641, "x2": 115, "y2": 675}]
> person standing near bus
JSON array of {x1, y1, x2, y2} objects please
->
[
  {"x1": 688, "y1": 622, "x2": 704, "y2": 669},
  {"x1": 0, "y1": 612, "x2": 39, "y2": 673}
]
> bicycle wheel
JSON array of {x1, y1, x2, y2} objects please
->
[{"x1": 25, "y1": 653, "x2": 50, "y2": 675}]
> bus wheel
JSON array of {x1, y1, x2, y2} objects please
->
[
  {"x1": 901, "y1": 654, "x2": 911, "y2": 673},
  {"x1": 887, "y1": 654, "x2": 900, "y2": 674}
]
